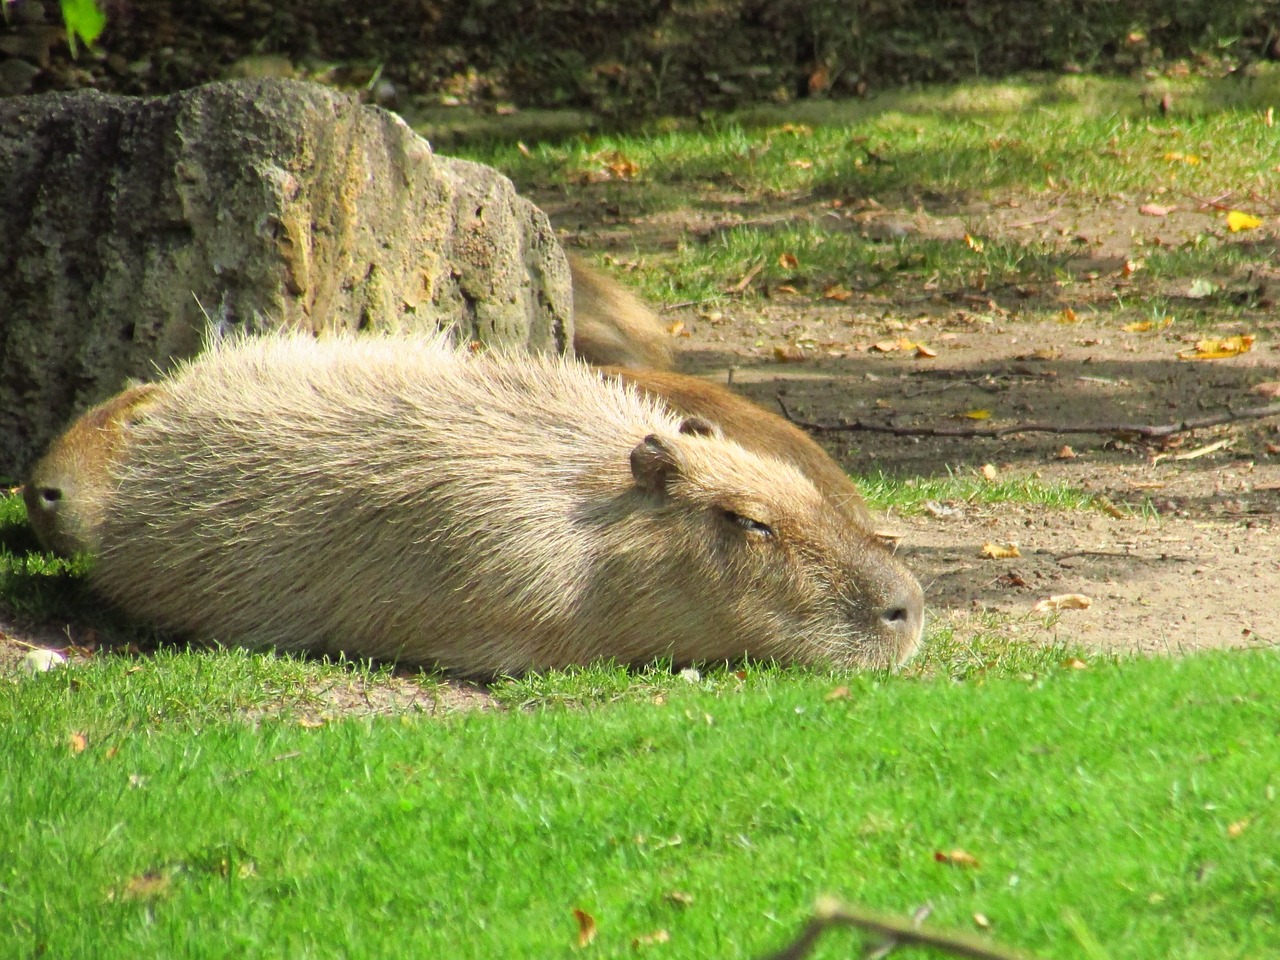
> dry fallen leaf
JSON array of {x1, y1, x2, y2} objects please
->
[
  {"x1": 1227, "y1": 819, "x2": 1251, "y2": 838},
  {"x1": 573, "y1": 908, "x2": 598, "y2": 948},
  {"x1": 870, "y1": 338, "x2": 917, "y2": 353},
  {"x1": 1055, "y1": 445, "x2": 1077, "y2": 460},
  {"x1": 980, "y1": 463, "x2": 999, "y2": 481},
  {"x1": 1250, "y1": 381, "x2": 1280, "y2": 399},
  {"x1": 1120, "y1": 258, "x2": 1143, "y2": 277},
  {"x1": 631, "y1": 930, "x2": 670, "y2": 949},
  {"x1": 962, "y1": 409, "x2": 992, "y2": 420},
  {"x1": 1061, "y1": 657, "x2": 1090, "y2": 670},
  {"x1": 777, "y1": 252, "x2": 799, "y2": 269},
  {"x1": 1177, "y1": 335, "x2": 1254, "y2": 360},
  {"x1": 773, "y1": 344, "x2": 808, "y2": 363},
  {"x1": 1226, "y1": 210, "x2": 1263, "y2": 232},
  {"x1": 973, "y1": 913, "x2": 992, "y2": 930},
  {"x1": 981, "y1": 541, "x2": 1021, "y2": 559},
  {"x1": 825, "y1": 685, "x2": 851, "y2": 702},
  {"x1": 1033, "y1": 594, "x2": 1093, "y2": 612},
  {"x1": 1138, "y1": 203, "x2": 1173, "y2": 217},
  {"x1": 935, "y1": 849, "x2": 980, "y2": 868},
  {"x1": 119, "y1": 871, "x2": 171, "y2": 902},
  {"x1": 964, "y1": 233, "x2": 984, "y2": 252},
  {"x1": 915, "y1": 343, "x2": 938, "y2": 359},
  {"x1": 822, "y1": 284, "x2": 853, "y2": 302},
  {"x1": 1058, "y1": 308, "x2": 1080, "y2": 324},
  {"x1": 69, "y1": 732, "x2": 88, "y2": 755}
]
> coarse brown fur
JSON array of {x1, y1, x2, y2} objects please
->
[
  {"x1": 23, "y1": 384, "x2": 161, "y2": 558},
  {"x1": 603, "y1": 367, "x2": 875, "y2": 529},
  {"x1": 37, "y1": 335, "x2": 922, "y2": 674},
  {"x1": 569, "y1": 253, "x2": 675, "y2": 370}
]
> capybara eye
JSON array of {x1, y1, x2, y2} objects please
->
[
  {"x1": 721, "y1": 509, "x2": 773, "y2": 538},
  {"x1": 39, "y1": 487, "x2": 63, "y2": 505}
]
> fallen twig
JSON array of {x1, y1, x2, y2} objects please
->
[
  {"x1": 757, "y1": 898, "x2": 1039, "y2": 960},
  {"x1": 774, "y1": 398, "x2": 1280, "y2": 441}
]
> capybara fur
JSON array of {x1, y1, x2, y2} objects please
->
[
  {"x1": 605, "y1": 367, "x2": 874, "y2": 529},
  {"x1": 569, "y1": 254, "x2": 675, "y2": 370},
  {"x1": 38, "y1": 335, "x2": 923, "y2": 674},
  {"x1": 23, "y1": 384, "x2": 161, "y2": 558}
]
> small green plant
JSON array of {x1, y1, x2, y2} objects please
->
[{"x1": 59, "y1": 0, "x2": 106, "y2": 56}]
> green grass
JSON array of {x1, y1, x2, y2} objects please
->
[
  {"x1": 3, "y1": 648, "x2": 1275, "y2": 958},
  {"x1": 456, "y1": 71, "x2": 1279, "y2": 332},
  {"x1": 859, "y1": 470, "x2": 1096, "y2": 514}
]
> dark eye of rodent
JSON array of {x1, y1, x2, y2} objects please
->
[{"x1": 721, "y1": 509, "x2": 773, "y2": 538}]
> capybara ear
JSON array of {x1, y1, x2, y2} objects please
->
[
  {"x1": 677, "y1": 416, "x2": 720, "y2": 438},
  {"x1": 630, "y1": 434, "x2": 684, "y2": 495}
]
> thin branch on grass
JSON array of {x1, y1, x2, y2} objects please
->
[
  {"x1": 756, "y1": 899, "x2": 1039, "y2": 960},
  {"x1": 774, "y1": 398, "x2": 1280, "y2": 441}
]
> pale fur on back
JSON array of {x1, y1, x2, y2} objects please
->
[{"x1": 88, "y1": 334, "x2": 923, "y2": 673}]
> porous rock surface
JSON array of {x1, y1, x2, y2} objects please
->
[{"x1": 0, "y1": 78, "x2": 572, "y2": 478}]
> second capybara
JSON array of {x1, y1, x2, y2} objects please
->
[
  {"x1": 568, "y1": 253, "x2": 675, "y2": 370},
  {"x1": 604, "y1": 367, "x2": 875, "y2": 529},
  {"x1": 23, "y1": 383, "x2": 161, "y2": 558},
  {"x1": 35, "y1": 334, "x2": 923, "y2": 674}
]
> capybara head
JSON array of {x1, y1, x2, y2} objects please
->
[
  {"x1": 23, "y1": 384, "x2": 160, "y2": 557},
  {"x1": 609, "y1": 416, "x2": 923, "y2": 670},
  {"x1": 51, "y1": 336, "x2": 922, "y2": 674}
]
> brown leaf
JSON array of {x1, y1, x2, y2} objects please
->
[
  {"x1": 69, "y1": 732, "x2": 88, "y2": 755},
  {"x1": 1061, "y1": 657, "x2": 1090, "y2": 670},
  {"x1": 822, "y1": 284, "x2": 853, "y2": 302},
  {"x1": 1178, "y1": 335, "x2": 1254, "y2": 360},
  {"x1": 1055, "y1": 445, "x2": 1077, "y2": 460},
  {"x1": 666, "y1": 320, "x2": 687, "y2": 338},
  {"x1": 574, "y1": 908, "x2": 598, "y2": 948},
  {"x1": 980, "y1": 463, "x2": 999, "y2": 481},
  {"x1": 1250, "y1": 381, "x2": 1280, "y2": 399},
  {"x1": 1058, "y1": 308, "x2": 1080, "y2": 324},
  {"x1": 120, "y1": 871, "x2": 171, "y2": 901},
  {"x1": 824, "y1": 685, "x2": 851, "y2": 701},
  {"x1": 935, "y1": 849, "x2": 980, "y2": 868},
  {"x1": 777, "y1": 252, "x2": 799, "y2": 269},
  {"x1": 773, "y1": 344, "x2": 808, "y2": 363},
  {"x1": 915, "y1": 343, "x2": 938, "y2": 359},
  {"x1": 775, "y1": 284, "x2": 799, "y2": 294}
]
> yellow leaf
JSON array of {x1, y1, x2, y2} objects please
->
[
  {"x1": 1226, "y1": 210, "x2": 1263, "y2": 232},
  {"x1": 981, "y1": 541, "x2": 1021, "y2": 559},
  {"x1": 962, "y1": 409, "x2": 991, "y2": 420},
  {"x1": 915, "y1": 343, "x2": 938, "y2": 359},
  {"x1": 1033, "y1": 594, "x2": 1093, "y2": 612},
  {"x1": 631, "y1": 930, "x2": 670, "y2": 949},
  {"x1": 1163, "y1": 151, "x2": 1201, "y2": 165},
  {"x1": 69, "y1": 732, "x2": 88, "y2": 754},
  {"x1": 935, "y1": 849, "x2": 980, "y2": 868},
  {"x1": 1177, "y1": 334, "x2": 1255, "y2": 360},
  {"x1": 1061, "y1": 657, "x2": 1090, "y2": 670},
  {"x1": 964, "y1": 233, "x2": 984, "y2": 252},
  {"x1": 822, "y1": 284, "x2": 853, "y2": 301},
  {"x1": 573, "y1": 908, "x2": 598, "y2": 948},
  {"x1": 1227, "y1": 819, "x2": 1251, "y2": 838},
  {"x1": 778, "y1": 252, "x2": 799, "y2": 269},
  {"x1": 1059, "y1": 308, "x2": 1079, "y2": 324},
  {"x1": 666, "y1": 320, "x2": 687, "y2": 337},
  {"x1": 980, "y1": 463, "x2": 999, "y2": 481}
]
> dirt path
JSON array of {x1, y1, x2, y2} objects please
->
[{"x1": 661, "y1": 295, "x2": 1279, "y2": 656}]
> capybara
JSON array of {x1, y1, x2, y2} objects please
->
[
  {"x1": 23, "y1": 383, "x2": 161, "y2": 558},
  {"x1": 569, "y1": 253, "x2": 675, "y2": 370},
  {"x1": 604, "y1": 367, "x2": 874, "y2": 529},
  {"x1": 35, "y1": 335, "x2": 923, "y2": 674}
]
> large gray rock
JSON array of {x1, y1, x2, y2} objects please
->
[{"x1": 0, "y1": 79, "x2": 573, "y2": 479}]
